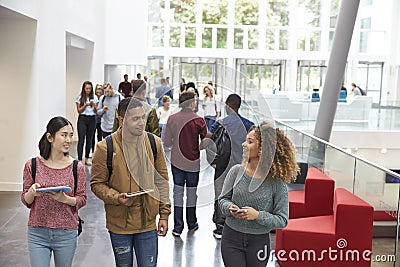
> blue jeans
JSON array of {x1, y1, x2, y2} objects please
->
[
  {"x1": 27, "y1": 226, "x2": 77, "y2": 267},
  {"x1": 171, "y1": 165, "x2": 199, "y2": 233},
  {"x1": 109, "y1": 230, "x2": 158, "y2": 267},
  {"x1": 159, "y1": 123, "x2": 166, "y2": 142}
]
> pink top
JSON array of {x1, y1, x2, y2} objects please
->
[{"x1": 21, "y1": 157, "x2": 87, "y2": 230}]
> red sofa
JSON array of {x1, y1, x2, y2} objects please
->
[
  {"x1": 289, "y1": 167, "x2": 335, "y2": 219},
  {"x1": 275, "y1": 188, "x2": 374, "y2": 267}
]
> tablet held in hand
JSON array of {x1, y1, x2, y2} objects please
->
[
  {"x1": 126, "y1": 189, "x2": 154, "y2": 197},
  {"x1": 35, "y1": 186, "x2": 72, "y2": 193}
]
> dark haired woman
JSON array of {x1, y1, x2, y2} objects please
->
[
  {"x1": 219, "y1": 122, "x2": 299, "y2": 267},
  {"x1": 75, "y1": 81, "x2": 98, "y2": 165},
  {"x1": 21, "y1": 116, "x2": 87, "y2": 267}
]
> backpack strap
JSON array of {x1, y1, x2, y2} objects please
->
[
  {"x1": 147, "y1": 132, "x2": 157, "y2": 162},
  {"x1": 31, "y1": 158, "x2": 36, "y2": 181},
  {"x1": 32, "y1": 157, "x2": 79, "y2": 195},
  {"x1": 73, "y1": 160, "x2": 79, "y2": 194},
  {"x1": 105, "y1": 133, "x2": 157, "y2": 181},
  {"x1": 105, "y1": 135, "x2": 114, "y2": 180}
]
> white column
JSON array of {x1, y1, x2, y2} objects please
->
[
  {"x1": 258, "y1": 0, "x2": 267, "y2": 51},
  {"x1": 314, "y1": 0, "x2": 360, "y2": 141}
]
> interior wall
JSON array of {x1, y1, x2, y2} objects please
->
[
  {"x1": 66, "y1": 39, "x2": 94, "y2": 139},
  {"x1": 0, "y1": 11, "x2": 38, "y2": 190},
  {"x1": 104, "y1": 0, "x2": 148, "y2": 65}
]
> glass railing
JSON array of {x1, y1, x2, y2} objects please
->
[{"x1": 275, "y1": 119, "x2": 400, "y2": 267}]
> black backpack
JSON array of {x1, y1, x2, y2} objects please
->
[
  {"x1": 358, "y1": 86, "x2": 367, "y2": 96},
  {"x1": 206, "y1": 123, "x2": 231, "y2": 171},
  {"x1": 31, "y1": 158, "x2": 84, "y2": 236},
  {"x1": 105, "y1": 132, "x2": 157, "y2": 180}
]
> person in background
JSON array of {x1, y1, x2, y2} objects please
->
[
  {"x1": 166, "y1": 76, "x2": 172, "y2": 93},
  {"x1": 144, "y1": 75, "x2": 151, "y2": 104},
  {"x1": 164, "y1": 91, "x2": 209, "y2": 237},
  {"x1": 156, "y1": 95, "x2": 172, "y2": 142},
  {"x1": 91, "y1": 98, "x2": 170, "y2": 267},
  {"x1": 97, "y1": 82, "x2": 123, "y2": 138},
  {"x1": 351, "y1": 82, "x2": 363, "y2": 96},
  {"x1": 136, "y1": 73, "x2": 142, "y2": 80},
  {"x1": 202, "y1": 84, "x2": 220, "y2": 131},
  {"x1": 131, "y1": 79, "x2": 161, "y2": 137},
  {"x1": 340, "y1": 83, "x2": 347, "y2": 97},
  {"x1": 156, "y1": 78, "x2": 173, "y2": 106},
  {"x1": 92, "y1": 84, "x2": 104, "y2": 153},
  {"x1": 21, "y1": 116, "x2": 87, "y2": 267},
  {"x1": 219, "y1": 122, "x2": 298, "y2": 267},
  {"x1": 185, "y1": 82, "x2": 200, "y2": 113},
  {"x1": 180, "y1": 78, "x2": 186, "y2": 94},
  {"x1": 75, "y1": 81, "x2": 98, "y2": 166},
  {"x1": 118, "y1": 74, "x2": 132, "y2": 97},
  {"x1": 208, "y1": 93, "x2": 254, "y2": 239}
]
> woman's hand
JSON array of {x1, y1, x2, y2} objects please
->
[
  {"x1": 229, "y1": 204, "x2": 243, "y2": 218},
  {"x1": 28, "y1": 183, "x2": 42, "y2": 197},
  {"x1": 46, "y1": 190, "x2": 68, "y2": 203},
  {"x1": 239, "y1": 206, "x2": 259, "y2": 221}
]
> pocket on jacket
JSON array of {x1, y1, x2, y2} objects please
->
[{"x1": 105, "y1": 204, "x2": 127, "y2": 228}]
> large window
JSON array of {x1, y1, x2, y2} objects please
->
[
  {"x1": 234, "y1": 0, "x2": 259, "y2": 25},
  {"x1": 266, "y1": 0, "x2": 289, "y2": 26},
  {"x1": 171, "y1": 0, "x2": 196, "y2": 23},
  {"x1": 297, "y1": 60, "x2": 327, "y2": 92},
  {"x1": 202, "y1": 0, "x2": 228, "y2": 24}
]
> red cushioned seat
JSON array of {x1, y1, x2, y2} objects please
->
[
  {"x1": 276, "y1": 188, "x2": 374, "y2": 267},
  {"x1": 289, "y1": 168, "x2": 334, "y2": 219}
]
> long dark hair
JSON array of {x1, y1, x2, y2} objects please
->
[
  {"x1": 39, "y1": 116, "x2": 73, "y2": 159},
  {"x1": 79, "y1": 81, "x2": 94, "y2": 107}
]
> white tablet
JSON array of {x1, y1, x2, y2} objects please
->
[{"x1": 126, "y1": 189, "x2": 154, "y2": 197}]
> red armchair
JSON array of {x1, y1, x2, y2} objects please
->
[
  {"x1": 289, "y1": 167, "x2": 335, "y2": 219},
  {"x1": 275, "y1": 188, "x2": 374, "y2": 267}
]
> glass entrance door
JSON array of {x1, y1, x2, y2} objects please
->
[
  {"x1": 297, "y1": 60, "x2": 327, "y2": 92},
  {"x1": 357, "y1": 61, "x2": 383, "y2": 106},
  {"x1": 235, "y1": 59, "x2": 286, "y2": 97},
  {"x1": 171, "y1": 57, "x2": 226, "y2": 94}
]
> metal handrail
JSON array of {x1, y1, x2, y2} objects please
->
[{"x1": 275, "y1": 119, "x2": 400, "y2": 180}]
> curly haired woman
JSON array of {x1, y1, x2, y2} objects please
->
[{"x1": 219, "y1": 122, "x2": 299, "y2": 267}]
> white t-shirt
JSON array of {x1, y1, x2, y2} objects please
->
[
  {"x1": 157, "y1": 106, "x2": 172, "y2": 124},
  {"x1": 202, "y1": 96, "x2": 220, "y2": 117}
]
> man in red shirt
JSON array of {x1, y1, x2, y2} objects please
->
[
  {"x1": 164, "y1": 91, "x2": 208, "y2": 236},
  {"x1": 118, "y1": 74, "x2": 132, "y2": 97}
]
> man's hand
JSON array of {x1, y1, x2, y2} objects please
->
[
  {"x1": 157, "y1": 220, "x2": 168, "y2": 236},
  {"x1": 118, "y1": 193, "x2": 135, "y2": 206}
]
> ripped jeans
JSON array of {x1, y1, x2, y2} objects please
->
[{"x1": 108, "y1": 230, "x2": 158, "y2": 267}]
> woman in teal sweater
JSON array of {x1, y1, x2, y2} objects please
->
[{"x1": 219, "y1": 122, "x2": 298, "y2": 267}]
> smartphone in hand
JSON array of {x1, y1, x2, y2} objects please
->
[{"x1": 229, "y1": 206, "x2": 241, "y2": 213}]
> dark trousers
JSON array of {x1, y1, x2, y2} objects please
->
[
  {"x1": 213, "y1": 163, "x2": 233, "y2": 227},
  {"x1": 102, "y1": 131, "x2": 112, "y2": 139},
  {"x1": 213, "y1": 169, "x2": 227, "y2": 227},
  {"x1": 91, "y1": 122, "x2": 102, "y2": 152},
  {"x1": 171, "y1": 165, "x2": 199, "y2": 233},
  {"x1": 221, "y1": 225, "x2": 270, "y2": 267},
  {"x1": 77, "y1": 115, "x2": 96, "y2": 160}
]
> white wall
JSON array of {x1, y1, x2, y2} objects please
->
[
  {"x1": 0, "y1": 0, "x2": 106, "y2": 190},
  {"x1": 104, "y1": 0, "x2": 148, "y2": 65},
  {"x1": 66, "y1": 38, "x2": 95, "y2": 134},
  {"x1": 0, "y1": 11, "x2": 38, "y2": 190}
]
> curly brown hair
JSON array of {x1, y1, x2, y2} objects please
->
[{"x1": 250, "y1": 122, "x2": 299, "y2": 183}]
